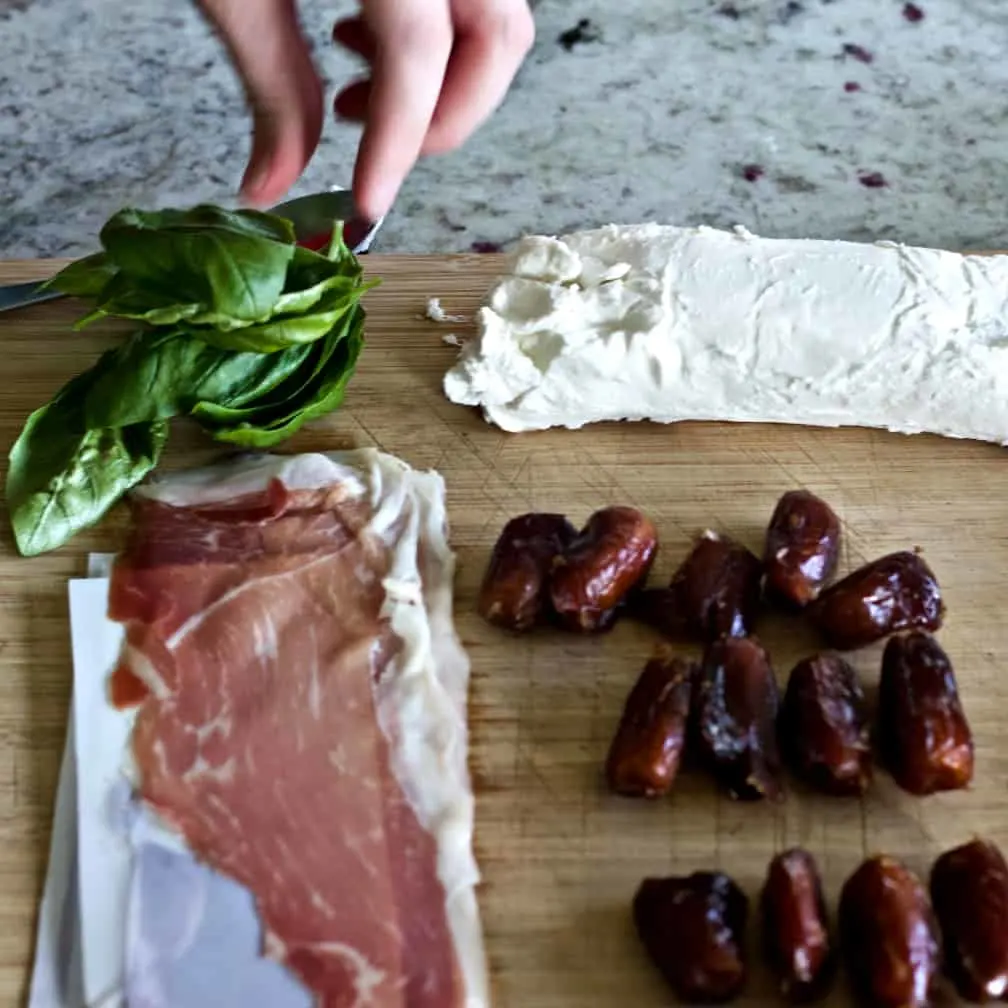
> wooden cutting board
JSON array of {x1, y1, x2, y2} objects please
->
[{"x1": 1, "y1": 254, "x2": 1006, "y2": 1006}]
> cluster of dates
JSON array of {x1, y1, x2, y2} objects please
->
[
  {"x1": 479, "y1": 490, "x2": 974, "y2": 802},
  {"x1": 607, "y1": 487, "x2": 974, "y2": 801},
  {"x1": 477, "y1": 489, "x2": 991, "y2": 1006},
  {"x1": 636, "y1": 839, "x2": 1008, "y2": 1007}
]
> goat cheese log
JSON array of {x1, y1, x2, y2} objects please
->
[{"x1": 443, "y1": 224, "x2": 1008, "y2": 442}]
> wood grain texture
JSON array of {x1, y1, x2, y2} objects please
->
[{"x1": 1, "y1": 255, "x2": 1007, "y2": 1006}]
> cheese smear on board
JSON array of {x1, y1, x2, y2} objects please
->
[{"x1": 442, "y1": 224, "x2": 1008, "y2": 442}]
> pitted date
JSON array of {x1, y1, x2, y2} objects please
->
[
  {"x1": 878, "y1": 631, "x2": 973, "y2": 795},
  {"x1": 930, "y1": 838, "x2": 1008, "y2": 1002},
  {"x1": 761, "y1": 849, "x2": 834, "y2": 1002},
  {"x1": 630, "y1": 531, "x2": 763, "y2": 642},
  {"x1": 550, "y1": 506, "x2": 658, "y2": 632},
  {"x1": 808, "y1": 551, "x2": 944, "y2": 650},
  {"x1": 605, "y1": 650, "x2": 694, "y2": 798},
  {"x1": 764, "y1": 490, "x2": 841, "y2": 608},
  {"x1": 634, "y1": 872, "x2": 748, "y2": 1003},
  {"x1": 693, "y1": 636, "x2": 782, "y2": 801},
  {"x1": 778, "y1": 654, "x2": 872, "y2": 796},
  {"x1": 477, "y1": 513, "x2": 577, "y2": 631},
  {"x1": 839, "y1": 855, "x2": 939, "y2": 1008}
]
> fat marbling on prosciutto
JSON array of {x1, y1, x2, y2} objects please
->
[{"x1": 106, "y1": 450, "x2": 488, "y2": 1008}]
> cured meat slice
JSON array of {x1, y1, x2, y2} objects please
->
[{"x1": 107, "y1": 450, "x2": 488, "y2": 1008}]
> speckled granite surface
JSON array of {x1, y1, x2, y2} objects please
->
[{"x1": 2, "y1": 0, "x2": 1007, "y2": 258}]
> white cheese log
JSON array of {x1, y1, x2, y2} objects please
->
[{"x1": 443, "y1": 224, "x2": 1008, "y2": 443}]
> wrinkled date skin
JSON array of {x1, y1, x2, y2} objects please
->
[
  {"x1": 878, "y1": 631, "x2": 974, "y2": 795},
  {"x1": 778, "y1": 654, "x2": 872, "y2": 796},
  {"x1": 550, "y1": 506, "x2": 658, "y2": 632},
  {"x1": 477, "y1": 513, "x2": 577, "y2": 631},
  {"x1": 839, "y1": 855, "x2": 940, "y2": 1008},
  {"x1": 631, "y1": 532, "x2": 763, "y2": 642},
  {"x1": 930, "y1": 838, "x2": 1008, "y2": 1002},
  {"x1": 693, "y1": 636, "x2": 783, "y2": 800},
  {"x1": 634, "y1": 872, "x2": 749, "y2": 1003},
  {"x1": 605, "y1": 650, "x2": 694, "y2": 798},
  {"x1": 761, "y1": 849, "x2": 834, "y2": 1002},
  {"x1": 808, "y1": 551, "x2": 944, "y2": 650},
  {"x1": 764, "y1": 490, "x2": 841, "y2": 608}
]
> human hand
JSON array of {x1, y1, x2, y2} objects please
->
[
  {"x1": 333, "y1": 0, "x2": 536, "y2": 221},
  {"x1": 197, "y1": 0, "x2": 326, "y2": 209},
  {"x1": 198, "y1": 0, "x2": 533, "y2": 220}
]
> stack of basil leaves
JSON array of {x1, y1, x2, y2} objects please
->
[{"x1": 6, "y1": 205, "x2": 378, "y2": 557}]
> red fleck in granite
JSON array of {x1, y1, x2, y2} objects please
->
[
  {"x1": 741, "y1": 164, "x2": 765, "y2": 182},
  {"x1": 844, "y1": 81, "x2": 862, "y2": 92},
  {"x1": 858, "y1": 171, "x2": 888, "y2": 188},
  {"x1": 842, "y1": 43, "x2": 874, "y2": 63},
  {"x1": 902, "y1": 3, "x2": 924, "y2": 22},
  {"x1": 471, "y1": 241, "x2": 503, "y2": 254}
]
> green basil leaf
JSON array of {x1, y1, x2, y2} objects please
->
[
  {"x1": 5, "y1": 202, "x2": 378, "y2": 556},
  {"x1": 270, "y1": 239, "x2": 360, "y2": 312},
  {"x1": 7, "y1": 380, "x2": 168, "y2": 557},
  {"x1": 204, "y1": 305, "x2": 365, "y2": 447},
  {"x1": 325, "y1": 222, "x2": 362, "y2": 274},
  {"x1": 98, "y1": 205, "x2": 297, "y2": 324},
  {"x1": 79, "y1": 329, "x2": 316, "y2": 429},
  {"x1": 179, "y1": 278, "x2": 376, "y2": 353},
  {"x1": 44, "y1": 253, "x2": 119, "y2": 298}
]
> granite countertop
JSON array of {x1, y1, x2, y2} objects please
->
[{"x1": 1, "y1": 0, "x2": 1007, "y2": 259}]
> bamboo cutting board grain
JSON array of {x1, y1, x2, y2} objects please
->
[{"x1": 1, "y1": 255, "x2": 1007, "y2": 1006}]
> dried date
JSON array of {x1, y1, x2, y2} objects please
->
[
  {"x1": 693, "y1": 636, "x2": 783, "y2": 800},
  {"x1": 930, "y1": 838, "x2": 1008, "y2": 1002},
  {"x1": 808, "y1": 551, "x2": 944, "y2": 650},
  {"x1": 605, "y1": 650, "x2": 694, "y2": 798},
  {"x1": 550, "y1": 506, "x2": 657, "y2": 632},
  {"x1": 778, "y1": 654, "x2": 872, "y2": 796},
  {"x1": 878, "y1": 631, "x2": 973, "y2": 795},
  {"x1": 761, "y1": 849, "x2": 834, "y2": 1002},
  {"x1": 477, "y1": 513, "x2": 577, "y2": 631},
  {"x1": 839, "y1": 855, "x2": 940, "y2": 1008},
  {"x1": 764, "y1": 490, "x2": 841, "y2": 608},
  {"x1": 630, "y1": 531, "x2": 763, "y2": 642},
  {"x1": 634, "y1": 872, "x2": 748, "y2": 1003}
]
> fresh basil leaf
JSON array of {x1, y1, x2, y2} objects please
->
[
  {"x1": 44, "y1": 253, "x2": 119, "y2": 298},
  {"x1": 73, "y1": 270, "x2": 207, "y2": 329},
  {"x1": 272, "y1": 246, "x2": 359, "y2": 316},
  {"x1": 325, "y1": 222, "x2": 361, "y2": 274},
  {"x1": 98, "y1": 205, "x2": 297, "y2": 325},
  {"x1": 204, "y1": 305, "x2": 365, "y2": 447},
  {"x1": 5, "y1": 202, "x2": 377, "y2": 557},
  {"x1": 180, "y1": 278, "x2": 376, "y2": 353},
  {"x1": 191, "y1": 301, "x2": 363, "y2": 427},
  {"x1": 189, "y1": 330, "x2": 333, "y2": 428},
  {"x1": 79, "y1": 329, "x2": 316, "y2": 428},
  {"x1": 7, "y1": 377, "x2": 168, "y2": 557}
]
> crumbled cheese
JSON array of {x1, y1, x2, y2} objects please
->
[
  {"x1": 424, "y1": 298, "x2": 466, "y2": 324},
  {"x1": 443, "y1": 224, "x2": 1008, "y2": 443}
]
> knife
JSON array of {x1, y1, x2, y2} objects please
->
[{"x1": 0, "y1": 188, "x2": 383, "y2": 314}]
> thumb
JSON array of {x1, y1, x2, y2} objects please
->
[{"x1": 198, "y1": 0, "x2": 324, "y2": 206}]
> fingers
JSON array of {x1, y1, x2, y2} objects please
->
[
  {"x1": 425, "y1": 0, "x2": 535, "y2": 154},
  {"x1": 198, "y1": 0, "x2": 324, "y2": 206},
  {"x1": 350, "y1": 0, "x2": 454, "y2": 221}
]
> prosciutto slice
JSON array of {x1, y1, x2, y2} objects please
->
[{"x1": 106, "y1": 450, "x2": 488, "y2": 1008}]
